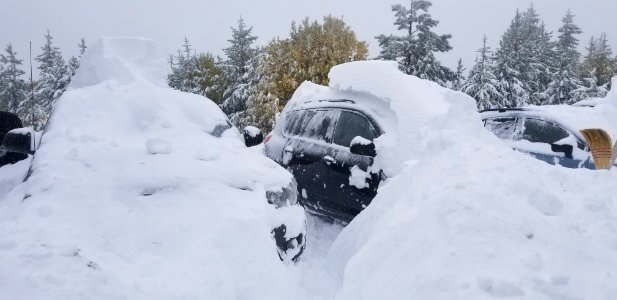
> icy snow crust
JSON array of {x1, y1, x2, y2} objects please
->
[
  {"x1": 0, "y1": 37, "x2": 306, "y2": 299},
  {"x1": 283, "y1": 61, "x2": 617, "y2": 299}
]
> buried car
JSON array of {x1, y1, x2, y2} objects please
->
[
  {"x1": 0, "y1": 37, "x2": 305, "y2": 299},
  {"x1": 264, "y1": 99, "x2": 384, "y2": 222},
  {"x1": 480, "y1": 108, "x2": 616, "y2": 170},
  {"x1": 0, "y1": 111, "x2": 29, "y2": 168}
]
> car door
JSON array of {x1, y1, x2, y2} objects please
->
[
  {"x1": 282, "y1": 109, "x2": 339, "y2": 212},
  {"x1": 515, "y1": 117, "x2": 589, "y2": 168},
  {"x1": 325, "y1": 109, "x2": 381, "y2": 219}
]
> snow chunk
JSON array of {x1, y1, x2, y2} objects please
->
[
  {"x1": 145, "y1": 138, "x2": 172, "y2": 155},
  {"x1": 348, "y1": 165, "x2": 368, "y2": 189}
]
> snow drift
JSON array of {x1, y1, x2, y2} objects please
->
[
  {"x1": 0, "y1": 37, "x2": 304, "y2": 299},
  {"x1": 283, "y1": 61, "x2": 617, "y2": 299}
]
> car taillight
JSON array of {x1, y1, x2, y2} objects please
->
[{"x1": 264, "y1": 134, "x2": 273, "y2": 144}]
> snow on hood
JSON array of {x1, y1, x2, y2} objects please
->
[
  {"x1": 70, "y1": 37, "x2": 169, "y2": 89},
  {"x1": 281, "y1": 61, "x2": 617, "y2": 299},
  {"x1": 0, "y1": 37, "x2": 302, "y2": 299}
]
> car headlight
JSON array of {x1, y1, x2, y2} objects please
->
[{"x1": 266, "y1": 178, "x2": 298, "y2": 208}]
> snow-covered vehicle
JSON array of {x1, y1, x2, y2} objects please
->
[
  {"x1": 0, "y1": 111, "x2": 28, "y2": 168},
  {"x1": 0, "y1": 37, "x2": 306, "y2": 299},
  {"x1": 264, "y1": 99, "x2": 384, "y2": 222},
  {"x1": 480, "y1": 108, "x2": 616, "y2": 170}
]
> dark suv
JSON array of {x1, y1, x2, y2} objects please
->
[{"x1": 264, "y1": 100, "x2": 384, "y2": 223}]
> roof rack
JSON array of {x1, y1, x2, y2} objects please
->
[
  {"x1": 479, "y1": 108, "x2": 528, "y2": 113},
  {"x1": 317, "y1": 99, "x2": 356, "y2": 104}
]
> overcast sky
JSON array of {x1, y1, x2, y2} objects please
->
[{"x1": 1, "y1": 0, "x2": 615, "y2": 74}]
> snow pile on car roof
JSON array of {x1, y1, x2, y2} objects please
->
[
  {"x1": 287, "y1": 60, "x2": 480, "y2": 176},
  {"x1": 0, "y1": 37, "x2": 303, "y2": 299},
  {"x1": 282, "y1": 61, "x2": 617, "y2": 299}
]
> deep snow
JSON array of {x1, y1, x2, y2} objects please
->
[
  {"x1": 1, "y1": 37, "x2": 616, "y2": 300},
  {"x1": 0, "y1": 37, "x2": 306, "y2": 300}
]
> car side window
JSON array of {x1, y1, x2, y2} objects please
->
[
  {"x1": 484, "y1": 117, "x2": 518, "y2": 140},
  {"x1": 284, "y1": 110, "x2": 314, "y2": 136},
  {"x1": 299, "y1": 110, "x2": 336, "y2": 142},
  {"x1": 333, "y1": 111, "x2": 376, "y2": 147},
  {"x1": 521, "y1": 118, "x2": 569, "y2": 144}
]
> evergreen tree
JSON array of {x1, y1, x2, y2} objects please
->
[
  {"x1": 35, "y1": 30, "x2": 70, "y2": 118},
  {"x1": 220, "y1": 17, "x2": 259, "y2": 122},
  {"x1": 0, "y1": 44, "x2": 27, "y2": 113},
  {"x1": 192, "y1": 53, "x2": 226, "y2": 104},
  {"x1": 572, "y1": 68, "x2": 609, "y2": 99},
  {"x1": 376, "y1": 0, "x2": 454, "y2": 86},
  {"x1": 493, "y1": 10, "x2": 529, "y2": 107},
  {"x1": 580, "y1": 34, "x2": 616, "y2": 89},
  {"x1": 68, "y1": 38, "x2": 87, "y2": 77},
  {"x1": 0, "y1": 64, "x2": 6, "y2": 111},
  {"x1": 545, "y1": 10, "x2": 583, "y2": 104},
  {"x1": 78, "y1": 38, "x2": 87, "y2": 56},
  {"x1": 461, "y1": 36, "x2": 502, "y2": 110},
  {"x1": 451, "y1": 58, "x2": 465, "y2": 91}
]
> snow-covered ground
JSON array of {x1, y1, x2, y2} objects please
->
[{"x1": 1, "y1": 38, "x2": 616, "y2": 300}]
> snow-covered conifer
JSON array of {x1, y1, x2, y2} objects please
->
[
  {"x1": 545, "y1": 10, "x2": 583, "y2": 104},
  {"x1": 376, "y1": 0, "x2": 454, "y2": 86},
  {"x1": 0, "y1": 44, "x2": 27, "y2": 114},
  {"x1": 220, "y1": 18, "x2": 259, "y2": 122},
  {"x1": 35, "y1": 30, "x2": 70, "y2": 118},
  {"x1": 461, "y1": 36, "x2": 502, "y2": 110}
]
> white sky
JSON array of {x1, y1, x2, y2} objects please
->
[{"x1": 1, "y1": 0, "x2": 615, "y2": 74}]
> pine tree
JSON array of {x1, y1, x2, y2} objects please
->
[
  {"x1": 461, "y1": 36, "x2": 502, "y2": 110},
  {"x1": 376, "y1": 0, "x2": 454, "y2": 86},
  {"x1": 35, "y1": 30, "x2": 70, "y2": 118},
  {"x1": 572, "y1": 68, "x2": 609, "y2": 99},
  {"x1": 451, "y1": 58, "x2": 465, "y2": 91},
  {"x1": 78, "y1": 38, "x2": 87, "y2": 56},
  {"x1": 192, "y1": 53, "x2": 226, "y2": 104},
  {"x1": 0, "y1": 44, "x2": 27, "y2": 114},
  {"x1": 220, "y1": 18, "x2": 259, "y2": 125},
  {"x1": 545, "y1": 10, "x2": 583, "y2": 104},
  {"x1": 68, "y1": 38, "x2": 87, "y2": 77},
  {"x1": 493, "y1": 10, "x2": 529, "y2": 107}
]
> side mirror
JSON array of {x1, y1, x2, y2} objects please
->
[
  {"x1": 350, "y1": 136, "x2": 376, "y2": 157},
  {"x1": 551, "y1": 143, "x2": 573, "y2": 159},
  {"x1": 244, "y1": 126, "x2": 263, "y2": 147},
  {"x1": 2, "y1": 128, "x2": 36, "y2": 155}
]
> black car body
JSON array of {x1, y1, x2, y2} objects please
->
[{"x1": 265, "y1": 99, "x2": 384, "y2": 223}]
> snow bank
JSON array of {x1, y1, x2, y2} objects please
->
[
  {"x1": 288, "y1": 61, "x2": 617, "y2": 299},
  {"x1": 0, "y1": 37, "x2": 302, "y2": 299}
]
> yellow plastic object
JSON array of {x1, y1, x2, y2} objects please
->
[{"x1": 580, "y1": 129, "x2": 613, "y2": 170}]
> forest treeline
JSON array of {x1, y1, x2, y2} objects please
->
[{"x1": 1, "y1": 1, "x2": 615, "y2": 132}]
